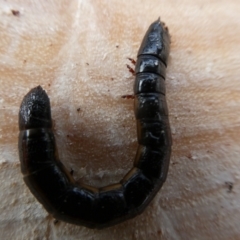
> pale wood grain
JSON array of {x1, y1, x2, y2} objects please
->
[{"x1": 0, "y1": 0, "x2": 240, "y2": 239}]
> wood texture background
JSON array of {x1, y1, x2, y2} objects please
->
[{"x1": 0, "y1": 0, "x2": 239, "y2": 239}]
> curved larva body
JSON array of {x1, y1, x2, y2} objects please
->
[{"x1": 18, "y1": 19, "x2": 171, "y2": 229}]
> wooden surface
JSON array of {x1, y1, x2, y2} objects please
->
[{"x1": 0, "y1": 0, "x2": 240, "y2": 239}]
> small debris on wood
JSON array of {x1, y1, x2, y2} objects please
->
[
  {"x1": 225, "y1": 181, "x2": 233, "y2": 193},
  {"x1": 54, "y1": 219, "x2": 59, "y2": 225},
  {"x1": 11, "y1": 10, "x2": 20, "y2": 16}
]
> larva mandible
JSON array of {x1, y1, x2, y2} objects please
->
[{"x1": 18, "y1": 18, "x2": 171, "y2": 229}]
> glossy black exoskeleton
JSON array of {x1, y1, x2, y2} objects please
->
[{"x1": 18, "y1": 18, "x2": 171, "y2": 229}]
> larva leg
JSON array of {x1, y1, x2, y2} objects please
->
[
  {"x1": 127, "y1": 57, "x2": 136, "y2": 65},
  {"x1": 126, "y1": 64, "x2": 135, "y2": 75}
]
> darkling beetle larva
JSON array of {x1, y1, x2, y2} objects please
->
[{"x1": 18, "y1": 18, "x2": 171, "y2": 229}]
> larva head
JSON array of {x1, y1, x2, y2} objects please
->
[
  {"x1": 19, "y1": 86, "x2": 52, "y2": 130},
  {"x1": 137, "y1": 18, "x2": 170, "y2": 66}
]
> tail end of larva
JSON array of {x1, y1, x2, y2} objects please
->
[{"x1": 19, "y1": 86, "x2": 52, "y2": 130}]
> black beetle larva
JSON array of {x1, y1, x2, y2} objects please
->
[{"x1": 18, "y1": 18, "x2": 171, "y2": 229}]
